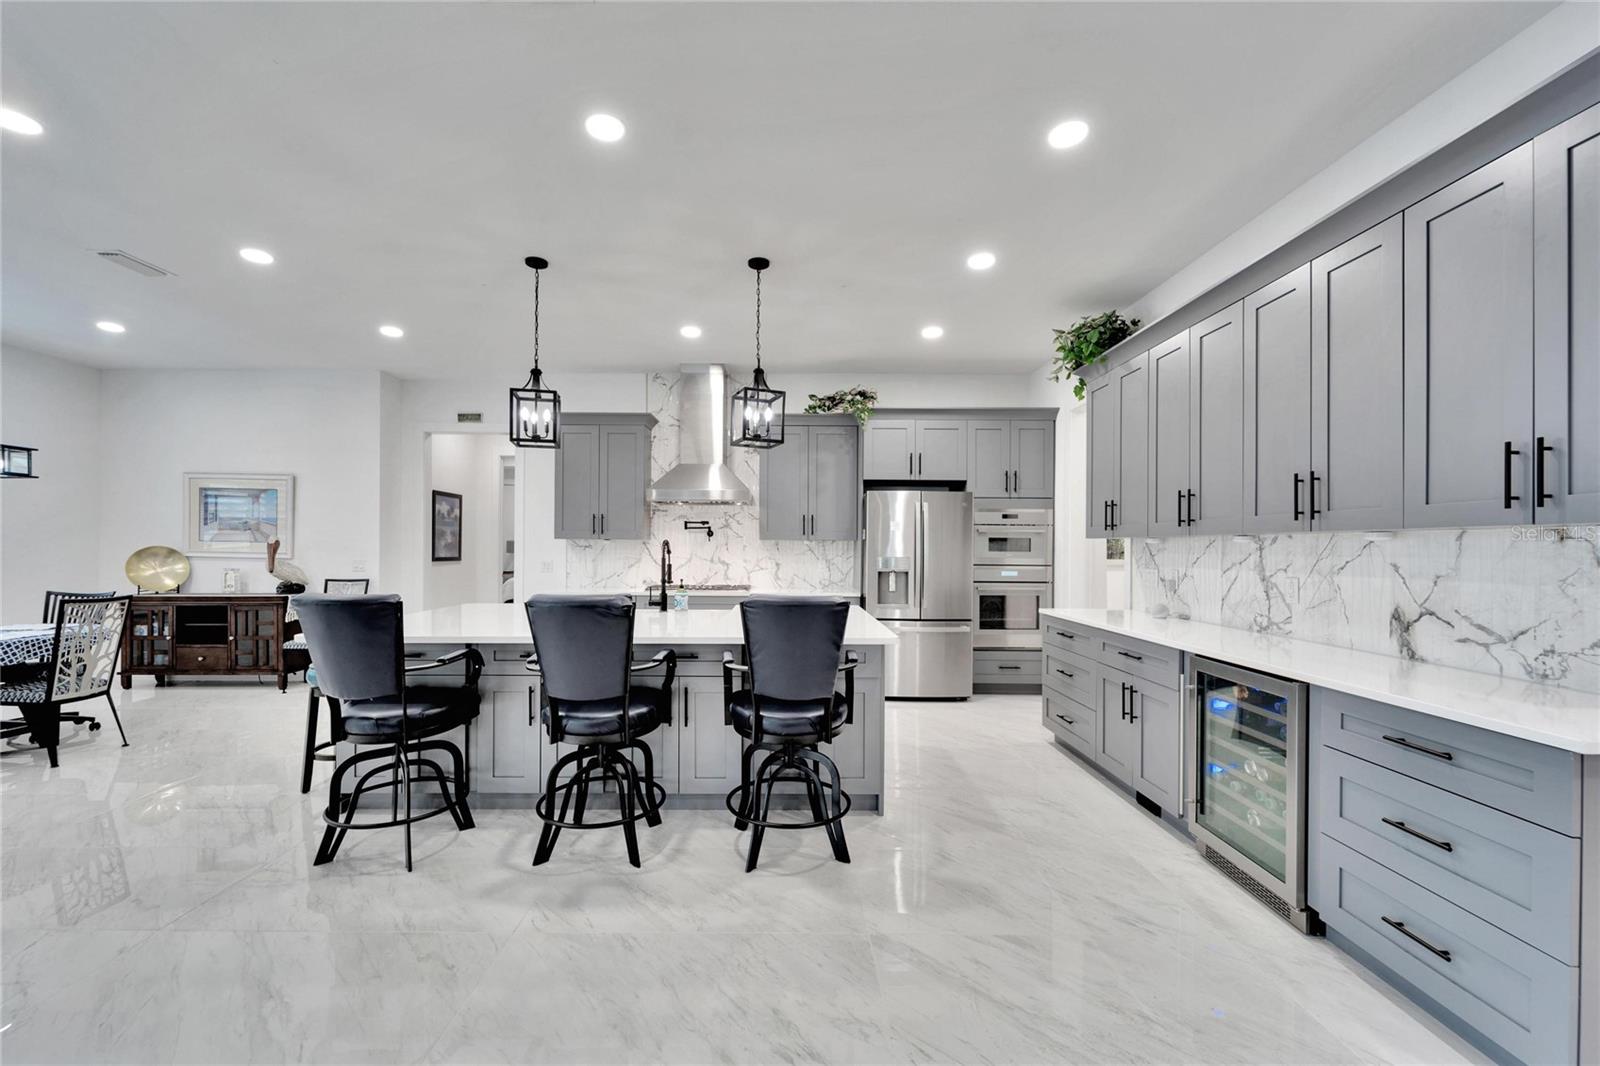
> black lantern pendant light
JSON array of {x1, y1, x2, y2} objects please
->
[
  {"x1": 730, "y1": 256, "x2": 785, "y2": 449},
  {"x1": 509, "y1": 256, "x2": 562, "y2": 449}
]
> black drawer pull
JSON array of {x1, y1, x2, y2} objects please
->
[
  {"x1": 1381, "y1": 817, "x2": 1454, "y2": 852},
  {"x1": 1049, "y1": 628, "x2": 1074, "y2": 640},
  {"x1": 1381, "y1": 916, "x2": 1452, "y2": 962},
  {"x1": 1054, "y1": 668, "x2": 1074, "y2": 678},
  {"x1": 997, "y1": 664, "x2": 1022, "y2": 671},
  {"x1": 1054, "y1": 713, "x2": 1075, "y2": 726},
  {"x1": 1381, "y1": 734, "x2": 1454, "y2": 761},
  {"x1": 1116, "y1": 650, "x2": 1143, "y2": 662}
]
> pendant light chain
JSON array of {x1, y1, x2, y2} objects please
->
[
  {"x1": 753, "y1": 265, "x2": 762, "y2": 370},
  {"x1": 532, "y1": 266, "x2": 541, "y2": 370}
]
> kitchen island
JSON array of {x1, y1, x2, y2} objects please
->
[{"x1": 402, "y1": 602, "x2": 897, "y2": 811}]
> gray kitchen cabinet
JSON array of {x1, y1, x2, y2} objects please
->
[
  {"x1": 1311, "y1": 215, "x2": 1405, "y2": 531},
  {"x1": 1533, "y1": 103, "x2": 1600, "y2": 525},
  {"x1": 969, "y1": 418, "x2": 1054, "y2": 498},
  {"x1": 967, "y1": 419, "x2": 1011, "y2": 496},
  {"x1": 863, "y1": 417, "x2": 967, "y2": 481},
  {"x1": 1113, "y1": 355, "x2": 1150, "y2": 537},
  {"x1": 862, "y1": 418, "x2": 916, "y2": 479},
  {"x1": 677, "y1": 673, "x2": 743, "y2": 795},
  {"x1": 1010, "y1": 420, "x2": 1055, "y2": 498},
  {"x1": 1187, "y1": 301, "x2": 1244, "y2": 535},
  {"x1": 1094, "y1": 670, "x2": 1137, "y2": 782},
  {"x1": 1085, "y1": 373, "x2": 1118, "y2": 539},
  {"x1": 1129, "y1": 677, "x2": 1181, "y2": 812},
  {"x1": 1147, "y1": 330, "x2": 1191, "y2": 537},
  {"x1": 613, "y1": 700, "x2": 679, "y2": 795},
  {"x1": 759, "y1": 419, "x2": 860, "y2": 540},
  {"x1": 554, "y1": 416, "x2": 654, "y2": 539},
  {"x1": 473, "y1": 675, "x2": 543, "y2": 794},
  {"x1": 553, "y1": 423, "x2": 601, "y2": 539},
  {"x1": 1243, "y1": 264, "x2": 1313, "y2": 533},
  {"x1": 1404, "y1": 143, "x2": 1535, "y2": 528}
]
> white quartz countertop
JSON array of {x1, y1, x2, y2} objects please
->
[
  {"x1": 405, "y1": 602, "x2": 897, "y2": 646},
  {"x1": 1042, "y1": 608, "x2": 1600, "y2": 754}
]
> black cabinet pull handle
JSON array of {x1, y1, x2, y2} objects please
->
[
  {"x1": 997, "y1": 664, "x2": 1022, "y2": 671},
  {"x1": 1102, "y1": 500, "x2": 1110, "y2": 530},
  {"x1": 1054, "y1": 713, "x2": 1075, "y2": 726},
  {"x1": 1127, "y1": 685, "x2": 1138, "y2": 722},
  {"x1": 918, "y1": 452, "x2": 923, "y2": 476},
  {"x1": 1381, "y1": 916, "x2": 1452, "y2": 962},
  {"x1": 1381, "y1": 734, "x2": 1454, "y2": 761},
  {"x1": 908, "y1": 451, "x2": 914, "y2": 476},
  {"x1": 1186, "y1": 490, "x2": 1196, "y2": 527},
  {"x1": 1120, "y1": 681, "x2": 1130, "y2": 720},
  {"x1": 1176, "y1": 490, "x2": 1185, "y2": 527},
  {"x1": 1381, "y1": 817, "x2": 1454, "y2": 852},
  {"x1": 1110, "y1": 499, "x2": 1118, "y2": 531},
  {"x1": 1503, "y1": 441, "x2": 1521, "y2": 509},
  {"x1": 1013, "y1": 469, "x2": 1019, "y2": 493},
  {"x1": 1536, "y1": 436, "x2": 1554, "y2": 507},
  {"x1": 1310, "y1": 471, "x2": 1322, "y2": 521},
  {"x1": 1054, "y1": 668, "x2": 1074, "y2": 678},
  {"x1": 1116, "y1": 650, "x2": 1143, "y2": 662},
  {"x1": 1293, "y1": 473, "x2": 1304, "y2": 521},
  {"x1": 591, "y1": 514, "x2": 596, "y2": 535}
]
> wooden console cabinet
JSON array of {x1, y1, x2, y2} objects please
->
[{"x1": 121, "y1": 594, "x2": 288, "y2": 691}]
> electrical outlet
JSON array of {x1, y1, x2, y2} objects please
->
[
  {"x1": 350, "y1": 561, "x2": 367, "y2": 574},
  {"x1": 539, "y1": 560, "x2": 554, "y2": 574}
]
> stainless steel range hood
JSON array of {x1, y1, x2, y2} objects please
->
[{"x1": 648, "y1": 365, "x2": 754, "y2": 505}]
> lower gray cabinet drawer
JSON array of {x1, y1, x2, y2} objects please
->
[
  {"x1": 1043, "y1": 692, "x2": 1095, "y2": 757},
  {"x1": 975, "y1": 650, "x2": 1040, "y2": 683},
  {"x1": 1097, "y1": 634, "x2": 1180, "y2": 691},
  {"x1": 1042, "y1": 618, "x2": 1095, "y2": 653},
  {"x1": 1316, "y1": 747, "x2": 1580, "y2": 964},
  {"x1": 1313, "y1": 836, "x2": 1578, "y2": 1066},
  {"x1": 1312, "y1": 687, "x2": 1581, "y2": 835},
  {"x1": 1042, "y1": 646, "x2": 1097, "y2": 706}
]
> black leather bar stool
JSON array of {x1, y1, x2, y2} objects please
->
[
  {"x1": 524, "y1": 595, "x2": 674, "y2": 869},
  {"x1": 294, "y1": 594, "x2": 480, "y2": 871},
  {"x1": 722, "y1": 596, "x2": 858, "y2": 872}
]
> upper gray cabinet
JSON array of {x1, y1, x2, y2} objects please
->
[
  {"x1": 1187, "y1": 302, "x2": 1244, "y2": 535},
  {"x1": 862, "y1": 417, "x2": 967, "y2": 481},
  {"x1": 759, "y1": 418, "x2": 860, "y2": 540},
  {"x1": 968, "y1": 418, "x2": 1055, "y2": 498},
  {"x1": 553, "y1": 416, "x2": 653, "y2": 539},
  {"x1": 1533, "y1": 104, "x2": 1600, "y2": 525},
  {"x1": 1404, "y1": 143, "x2": 1535, "y2": 528},
  {"x1": 1147, "y1": 330, "x2": 1190, "y2": 537},
  {"x1": 1243, "y1": 264, "x2": 1313, "y2": 534},
  {"x1": 1312, "y1": 215, "x2": 1404, "y2": 531},
  {"x1": 1085, "y1": 353, "x2": 1148, "y2": 538}
]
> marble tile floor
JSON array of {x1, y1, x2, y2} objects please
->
[{"x1": 0, "y1": 681, "x2": 1485, "y2": 1065}]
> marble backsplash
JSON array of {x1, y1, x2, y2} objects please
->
[
  {"x1": 1132, "y1": 525, "x2": 1600, "y2": 692},
  {"x1": 562, "y1": 371, "x2": 860, "y2": 594}
]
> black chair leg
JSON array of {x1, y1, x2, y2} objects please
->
[
  {"x1": 630, "y1": 741, "x2": 662, "y2": 828},
  {"x1": 613, "y1": 751, "x2": 641, "y2": 869},
  {"x1": 301, "y1": 688, "x2": 320, "y2": 794},
  {"x1": 400, "y1": 743, "x2": 413, "y2": 873},
  {"x1": 19, "y1": 702, "x2": 62, "y2": 768},
  {"x1": 440, "y1": 741, "x2": 475, "y2": 831},
  {"x1": 314, "y1": 757, "x2": 353, "y2": 865},
  {"x1": 733, "y1": 742, "x2": 758, "y2": 832},
  {"x1": 745, "y1": 768, "x2": 781, "y2": 873},
  {"x1": 812, "y1": 750, "x2": 850, "y2": 864},
  {"x1": 102, "y1": 692, "x2": 129, "y2": 747},
  {"x1": 533, "y1": 749, "x2": 578, "y2": 866}
]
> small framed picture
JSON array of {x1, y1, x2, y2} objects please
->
[{"x1": 432, "y1": 490, "x2": 463, "y2": 562}]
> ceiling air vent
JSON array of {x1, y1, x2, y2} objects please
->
[
  {"x1": 456, "y1": 412, "x2": 483, "y2": 423},
  {"x1": 94, "y1": 250, "x2": 174, "y2": 278}
]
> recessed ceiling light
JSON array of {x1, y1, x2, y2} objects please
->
[
  {"x1": 585, "y1": 113, "x2": 626, "y2": 143},
  {"x1": 0, "y1": 108, "x2": 43, "y2": 136},
  {"x1": 96, "y1": 321, "x2": 126, "y2": 334},
  {"x1": 378, "y1": 324, "x2": 404, "y2": 339},
  {"x1": 1047, "y1": 119, "x2": 1090, "y2": 150},
  {"x1": 966, "y1": 251, "x2": 996, "y2": 271},
  {"x1": 239, "y1": 247, "x2": 274, "y2": 265},
  {"x1": 679, "y1": 324, "x2": 703, "y2": 339},
  {"x1": 921, "y1": 325, "x2": 944, "y2": 340}
]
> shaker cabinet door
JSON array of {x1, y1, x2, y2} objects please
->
[
  {"x1": 759, "y1": 427, "x2": 810, "y2": 540},
  {"x1": 1312, "y1": 215, "x2": 1405, "y2": 531},
  {"x1": 862, "y1": 418, "x2": 916, "y2": 480},
  {"x1": 967, "y1": 419, "x2": 1012, "y2": 496},
  {"x1": 1113, "y1": 355, "x2": 1150, "y2": 537},
  {"x1": 1146, "y1": 331, "x2": 1190, "y2": 537},
  {"x1": 1243, "y1": 264, "x2": 1313, "y2": 534},
  {"x1": 808, "y1": 423, "x2": 861, "y2": 540},
  {"x1": 1403, "y1": 144, "x2": 1535, "y2": 528},
  {"x1": 1010, "y1": 420, "x2": 1055, "y2": 498},
  {"x1": 1188, "y1": 301, "x2": 1244, "y2": 535},
  {"x1": 1095, "y1": 670, "x2": 1137, "y2": 784},
  {"x1": 554, "y1": 424, "x2": 601, "y2": 539},
  {"x1": 1131, "y1": 680, "x2": 1182, "y2": 814},
  {"x1": 914, "y1": 419, "x2": 968, "y2": 481},
  {"x1": 1533, "y1": 103, "x2": 1600, "y2": 525},
  {"x1": 598, "y1": 424, "x2": 650, "y2": 540},
  {"x1": 1085, "y1": 374, "x2": 1119, "y2": 539},
  {"x1": 677, "y1": 676, "x2": 744, "y2": 794}
]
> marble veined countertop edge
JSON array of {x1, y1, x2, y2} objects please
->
[
  {"x1": 405, "y1": 602, "x2": 896, "y2": 646},
  {"x1": 1041, "y1": 608, "x2": 1600, "y2": 754}
]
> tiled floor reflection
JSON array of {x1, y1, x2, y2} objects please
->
[{"x1": 1, "y1": 681, "x2": 1481, "y2": 1064}]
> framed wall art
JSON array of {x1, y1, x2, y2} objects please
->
[
  {"x1": 432, "y1": 490, "x2": 463, "y2": 562},
  {"x1": 184, "y1": 473, "x2": 295, "y2": 557}
]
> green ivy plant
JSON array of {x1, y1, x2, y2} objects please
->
[
  {"x1": 804, "y1": 386, "x2": 878, "y2": 424},
  {"x1": 1051, "y1": 310, "x2": 1142, "y2": 401}
]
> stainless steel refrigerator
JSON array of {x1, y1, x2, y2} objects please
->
[{"x1": 865, "y1": 490, "x2": 973, "y2": 698}]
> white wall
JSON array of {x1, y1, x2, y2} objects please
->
[
  {"x1": 422, "y1": 431, "x2": 511, "y2": 609},
  {"x1": 0, "y1": 346, "x2": 105, "y2": 620},
  {"x1": 94, "y1": 369, "x2": 382, "y2": 595},
  {"x1": 1128, "y1": 3, "x2": 1600, "y2": 326}
]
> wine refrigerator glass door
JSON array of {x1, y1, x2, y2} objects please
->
[{"x1": 1189, "y1": 656, "x2": 1308, "y2": 914}]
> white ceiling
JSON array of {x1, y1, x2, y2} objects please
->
[{"x1": 0, "y1": 1, "x2": 1551, "y2": 379}]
